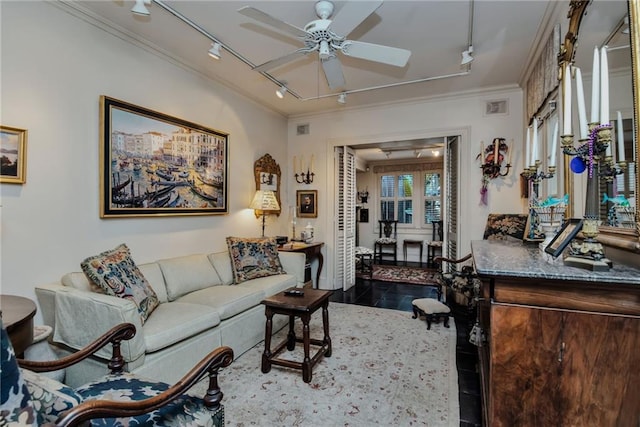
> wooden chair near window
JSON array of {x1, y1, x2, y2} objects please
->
[
  {"x1": 374, "y1": 220, "x2": 398, "y2": 264},
  {"x1": 426, "y1": 220, "x2": 443, "y2": 267}
]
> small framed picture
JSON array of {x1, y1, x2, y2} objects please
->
[
  {"x1": 0, "y1": 125, "x2": 27, "y2": 184},
  {"x1": 545, "y1": 218, "x2": 583, "y2": 258},
  {"x1": 297, "y1": 190, "x2": 317, "y2": 218}
]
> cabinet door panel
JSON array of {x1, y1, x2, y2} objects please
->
[
  {"x1": 490, "y1": 304, "x2": 564, "y2": 426},
  {"x1": 561, "y1": 312, "x2": 640, "y2": 427}
]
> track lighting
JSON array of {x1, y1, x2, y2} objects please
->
[
  {"x1": 461, "y1": 45, "x2": 474, "y2": 65},
  {"x1": 276, "y1": 85, "x2": 288, "y2": 99},
  {"x1": 208, "y1": 42, "x2": 221, "y2": 60},
  {"x1": 337, "y1": 93, "x2": 347, "y2": 105},
  {"x1": 131, "y1": 0, "x2": 151, "y2": 16}
]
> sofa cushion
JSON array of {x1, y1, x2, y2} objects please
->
[
  {"x1": 80, "y1": 244, "x2": 159, "y2": 324},
  {"x1": 236, "y1": 274, "x2": 297, "y2": 298},
  {"x1": 137, "y1": 262, "x2": 168, "y2": 304},
  {"x1": 142, "y1": 302, "x2": 221, "y2": 353},
  {"x1": 177, "y1": 285, "x2": 264, "y2": 320},
  {"x1": 226, "y1": 237, "x2": 285, "y2": 284},
  {"x1": 61, "y1": 271, "x2": 104, "y2": 293},
  {"x1": 208, "y1": 251, "x2": 234, "y2": 285},
  {"x1": 157, "y1": 254, "x2": 222, "y2": 301}
]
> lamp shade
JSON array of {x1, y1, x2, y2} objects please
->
[{"x1": 249, "y1": 190, "x2": 280, "y2": 211}]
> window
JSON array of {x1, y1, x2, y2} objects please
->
[{"x1": 379, "y1": 170, "x2": 441, "y2": 226}]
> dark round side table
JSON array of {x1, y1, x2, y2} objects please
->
[{"x1": 0, "y1": 295, "x2": 37, "y2": 357}]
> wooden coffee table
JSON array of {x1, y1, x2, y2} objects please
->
[{"x1": 261, "y1": 288, "x2": 332, "y2": 383}]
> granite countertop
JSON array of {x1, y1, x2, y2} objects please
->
[{"x1": 471, "y1": 240, "x2": 640, "y2": 285}]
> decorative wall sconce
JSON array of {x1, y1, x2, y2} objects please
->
[
  {"x1": 293, "y1": 154, "x2": 315, "y2": 184},
  {"x1": 357, "y1": 189, "x2": 369, "y2": 204},
  {"x1": 477, "y1": 137, "x2": 512, "y2": 204}
]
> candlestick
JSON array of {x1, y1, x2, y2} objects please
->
[
  {"x1": 590, "y1": 46, "x2": 600, "y2": 124},
  {"x1": 600, "y1": 46, "x2": 609, "y2": 124},
  {"x1": 617, "y1": 111, "x2": 625, "y2": 162},
  {"x1": 525, "y1": 127, "x2": 530, "y2": 167},
  {"x1": 550, "y1": 121, "x2": 558, "y2": 166},
  {"x1": 532, "y1": 118, "x2": 539, "y2": 163},
  {"x1": 508, "y1": 139, "x2": 513, "y2": 165},
  {"x1": 493, "y1": 138, "x2": 499, "y2": 164},
  {"x1": 563, "y1": 64, "x2": 572, "y2": 135},
  {"x1": 575, "y1": 67, "x2": 588, "y2": 139},
  {"x1": 299, "y1": 155, "x2": 304, "y2": 175},
  {"x1": 293, "y1": 155, "x2": 297, "y2": 174}
]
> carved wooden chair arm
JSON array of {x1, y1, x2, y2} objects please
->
[
  {"x1": 55, "y1": 345, "x2": 234, "y2": 427},
  {"x1": 18, "y1": 323, "x2": 136, "y2": 374},
  {"x1": 433, "y1": 253, "x2": 472, "y2": 267}
]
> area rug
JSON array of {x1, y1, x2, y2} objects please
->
[
  {"x1": 191, "y1": 302, "x2": 459, "y2": 426},
  {"x1": 372, "y1": 264, "x2": 439, "y2": 285}
]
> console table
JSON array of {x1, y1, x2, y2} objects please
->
[
  {"x1": 0, "y1": 295, "x2": 37, "y2": 357},
  {"x1": 471, "y1": 240, "x2": 640, "y2": 427},
  {"x1": 278, "y1": 242, "x2": 324, "y2": 288}
]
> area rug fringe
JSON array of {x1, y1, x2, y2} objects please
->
[
  {"x1": 371, "y1": 264, "x2": 439, "y2": 286},
  {"x1": 191, "y1": 302, "x2": 459, "y2": 426}
]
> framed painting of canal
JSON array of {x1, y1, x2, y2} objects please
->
[
  {"x1": 100, "y1": 96, "x2": 229, "y2": 217},
  {"x1": 0, "y1": 125, "x2": 27, "y2": 184}
]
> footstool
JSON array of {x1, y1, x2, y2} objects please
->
[{"x1": 411, "y1": 298, "x2": 451, "y2": 329}]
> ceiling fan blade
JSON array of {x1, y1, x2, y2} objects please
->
[
  {"x1": 341, "y1": 40, "x2": 411, "y2": 67},
  {"x1": 321, "y1": 55, "x2": 346, "y2": 90},
  {"x1": 328, "y1": 1, "x2": 383, "y2": 37},
  {"x1": 238, "y1": 6, "x2": 308, "y2": 38},
  {"x1": 252, "y1": 50, "x2": 308, "y2": 72}
]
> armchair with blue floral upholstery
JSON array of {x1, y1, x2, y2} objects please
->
[
  {"x1": 434, "y1": 213, "x2": 528, "y2": 340},
  {"x1": 1, "y1": 320, "x2": 233, "y2": 426}
]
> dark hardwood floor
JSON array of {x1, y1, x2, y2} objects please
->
[{"x1": 328, "y1": 263, "x2": 483, "y2": 427}]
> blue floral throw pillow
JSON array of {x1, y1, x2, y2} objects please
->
[
  {"x1": 226, "y1": 237, "x2": 285, "y2": 284},
  {"x1": 81, "y1": 244, "x2": 159, "y2": 324}
]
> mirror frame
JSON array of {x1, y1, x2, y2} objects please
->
[{"x1": 564, "y1": 0, "x2": 640, "y2": 253}]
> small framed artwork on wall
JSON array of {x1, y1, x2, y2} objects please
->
[
  {"x1": 0, "y1": 125, "x2": 27, "y2": 184},
  {"x1": 297, "y1": 190, "x2": 317, "y2": 218}
]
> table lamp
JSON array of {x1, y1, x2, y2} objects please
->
[{"x1": 249, "y1": 190, "x2": 280, "y2": 237}]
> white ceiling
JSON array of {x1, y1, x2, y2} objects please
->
[{"x1": 63, "y1": 0, "x2": 630, "y2": 160}]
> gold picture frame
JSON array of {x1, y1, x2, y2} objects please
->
[
  {"x1": 297, "y1": 190, "x2": 318, "y2": 218},
  {"x1": 0, "y1": 125, "x2": 27, "y2": 184}
]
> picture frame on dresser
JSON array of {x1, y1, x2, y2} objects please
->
[
  {"x1": 100, "y1": 96, "x2": 229, "y2": 217},
  {"x1": 545, "y1": 218, "x2": 583, "y2": 258},
  {"x1": 0, "y1": 125, "x2": 27, "y2": 184}
]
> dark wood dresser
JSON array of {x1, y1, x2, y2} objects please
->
[{"x1": 471, "y1": 240, "x2": 640, "y2": 427}]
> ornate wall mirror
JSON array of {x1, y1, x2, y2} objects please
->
[
  {"x1": 254, "y1": 153, "x2": 282, "y2": 216},
  {"x1": 562, "y1": 0, "x2": 639, "y2": 253}
]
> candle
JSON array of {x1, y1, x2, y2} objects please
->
[
  {"x1": 493, "y1": 139, "x2": 499, "y2": 164},
  {"x1": 508, "y1": 139, "x2": 513, "y2": 165},
  {"x1": 591, "y1": 46, "x2": 600, "y2": 124},
  {"x1": 293, "y1": 156, "x2": 297, "y2": 174},
  {"x1": 480, "y1": 141, "x2": 484, "y2": 161},
  {"x1": 617, "y1": 111, "x2": 625, "y2": 162},
  {"x1": 575, "y1": 67, "x2": 588, "y2": 139},
  {"x1": 532, "y1": 118, "x2": 539, "y2": 163},
  {"x1": 600, "y1": 46, "x2": 609, "y2": 124},
  {"x1": 525, "y1": 127, "x2": 531, "y2": 167},
  {"x1": 300, "y1": 155, "x2": 304, "y2": 173},
  {"x1": 310, "y1": 154, "x2": 314, "y2": 173},
  {"x1": 550, "y1": 120, "x2": 558, "y2": 166},
  {"x1": 563, "y1": 64, "x2": 572, "y2": 135}
]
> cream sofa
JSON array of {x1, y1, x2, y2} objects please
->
[{"x1": 35, "y1": 249, "x2": 306, "y2": 388}]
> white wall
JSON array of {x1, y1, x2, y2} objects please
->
[
  {"x1": 288, "y1": 88, "x2": 526, "y2": 289},
  {"x1": 0, "y1": 2, "x2": 289, "y2": 322}
]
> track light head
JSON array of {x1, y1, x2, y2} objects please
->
[
  {"x1": 276, "y1": 85, "x2": 287, "y2": 99},
  {"x1": 337, "y1": 92, "x2": 347, "y2": 105},
  {"x1": 208, "y1": 42, "x2": 221, "y2": 60},
  {"x1": 131, "y1": 0, "x2": 151, "y2": 16},
  {"x1": 461, "y1": 45, "x2": 474, "y2": 65}
]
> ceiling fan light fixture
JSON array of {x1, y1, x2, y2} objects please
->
[
  {"x1": 461, "y1": 45, "x2": 474, "y2": 65},
  {"x1": 208, "y1": 42, "x2": 221, "y2": 60},
  {"x1": 276, "y1": 85, "x2": 288, "y2": 99},
  {"x1": 337, "y1": 92, "x2": 347, "y2": 105},
  {"x1": 131, "y1": 0, "x2": 151, "y2": 16},
  {"x1": 319, "y1": 40, "x2": 331, "y2": 60}
]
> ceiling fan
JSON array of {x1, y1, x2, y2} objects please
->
[{"x1": 238, "y1": 1, "x2": 411, "y2": 90}]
